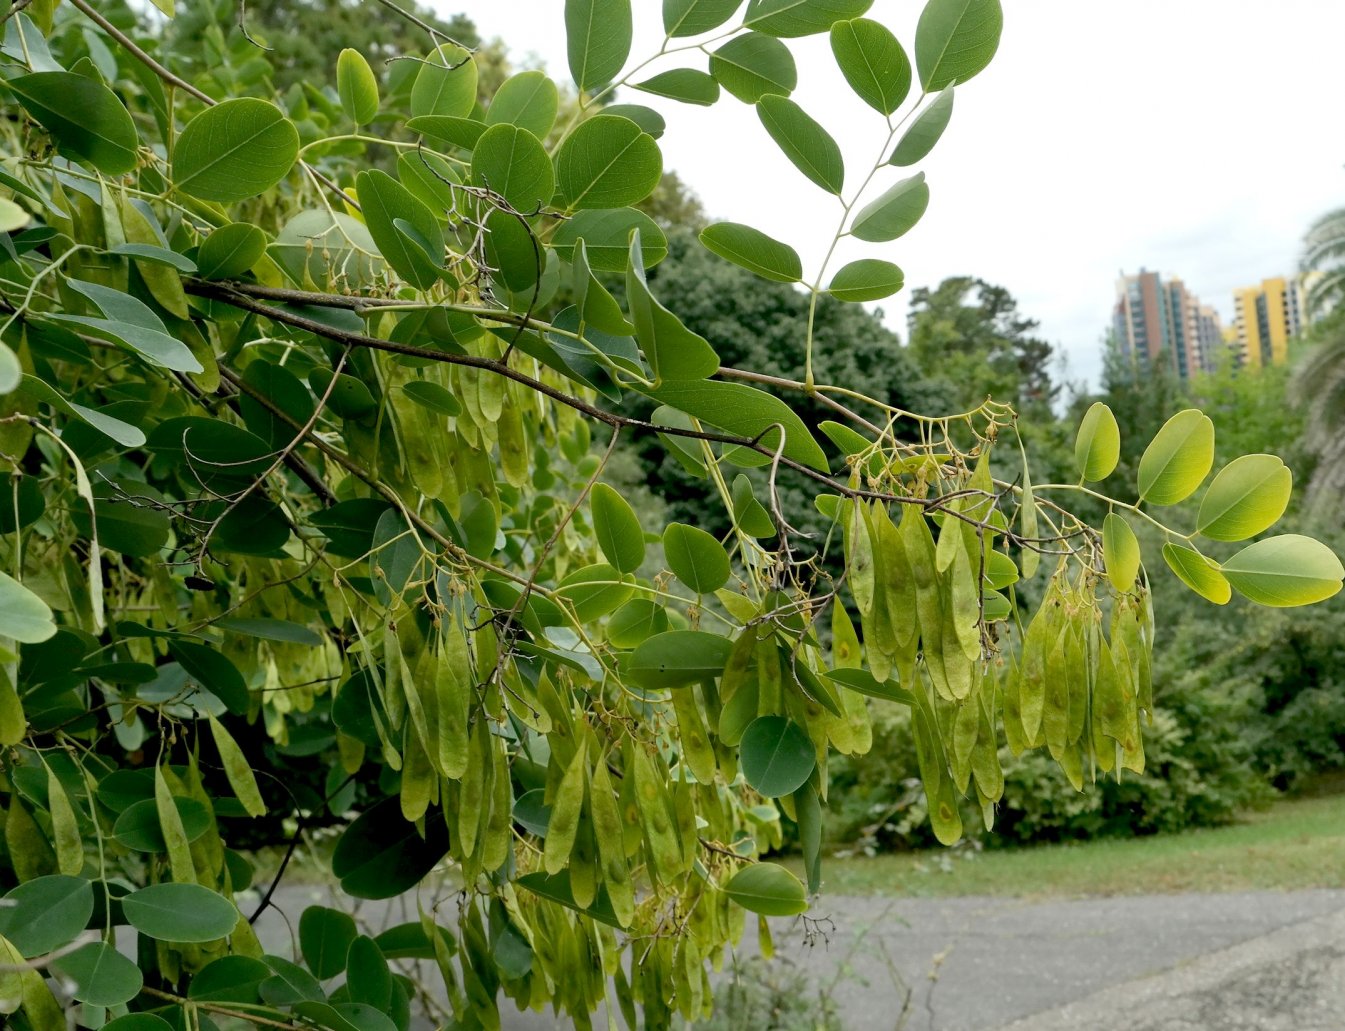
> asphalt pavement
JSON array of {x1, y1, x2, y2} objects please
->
[{"x1": 253, "y1": 885, "x2": 1345, "y2": 1030}]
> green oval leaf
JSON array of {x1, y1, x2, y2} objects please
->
[
  {"x1": 0, "y1": 875, "x2": 93, "y2": 957},
  {"x1": 9, "y1": 72, "x2": 139, "y2": 175},
  {"x1": 1138, "y1": 409, "x2": 1215, "y2": 505},
  {"x1": 405, "y1": 115, "x2": 486, "y2": 150},
  {"x1": 889, "y1": 86, "x2": 955, "y2": 166},
  {"x1": 566, "y1": 0, "x2": 633, "y2": 91},
  {"x1": 122, "y1": 883, "x2": 240, "y2": 943},
  {"x1": 827, "y1": 258, "x2": 904, "y2": 302},
  {"x1": 337, "y1": 48, "x2": 380, "y2": 125},
  {"x1": 556, "y1": 563, "x2": 634, "y2": 621},
  {"x1": 724, "y1": 862, "x2": 809, "y2": 915},
  {"x1": 1161, "y1": 542, "x2": 1231, "y2": 605},
  {"x1": 849, "y1": 172, "x2": 929, "y2": 242},
  {"x1": 591, "y1": 483, "x2": 646, "y2": 573},
  {"x1": 709, "y1": 33, "x2": 798, "y2": 103},
  {"x1": 645, "y1": 378, "x2": 830, "y2": 471},
  {"x1": 311, "y1": 368, "x2": 377, "y2": 419},
  {"x1": 189, "y1": 955, "x2": 272, "y2": 1003},
  {"x1": 471, "y1": 124, "x2": 554, "y2": 212},
  {"x1": 556, "y1": 115, "x2": 663, "y2": 210},
  {"x1": 172, "y1": 99, "x2": 300, "y2": 203},
  {"x1": 400, "y1": 380, "x2": 462, "y2": 417},
  {"x1": 745, "y1": 0, "x2": 874, "y2": 37},
  {"x1": 606, "y1": 599, "x2": 670, "y2": 649},
  {"x1": 664, "y1": 0, "x2": 745, "y2": 36},
  {"x1": 1221, "y1": 534, "x2": 1344, "y2": 607},
  {"x1": 915, "y1": 0, "x2": 1004, "y2": 91},
  {"x1": 331, "y1": 798, "x2": 450, "y2": 899},
  {"x1": 627, "y1": 231, "x2": 720, "y2": 381},
  {"x1": 113, "y1": 796, "x2": 211, "y2": 852},
  {"x1": 756, "y1": 94, "x2": 844, "y2": 194},
  {"x1": 355, "y1": 169, "x2": 445, "y2": 290},
  {"x1": 56, "y1": 279, "x2": 202, "y2": 374},
  {"x1": 1197, "y1": 454, "x2": 1293, "y2": 542},
  {"x1": 411, "y1": 43, "x2": 478, "y2": 118},
  {"x1": 169, "y1": 640, "x2": 249, "y2": 714},
  {"x1": 1075, "y1": 401, "x2": 1120, "y2": 482},
  {"x1": 739, "y1": 715, "x2": 816, "y2": 797},
  {"x1": 663, "y1": 522, "x2": 731, "y2": 593},
  {"x1": 984, "y1": 549, "x2": 1019, "y2": 590},
  {"x1": 633, "y1": 68, "x2": 722, "y2": 106},
  {"x1": 628, "y1": 630, "x2": 734, "y2": 689},
  {"x1": 1102, "y1": 512, "x2": 1140, "y2": 594},
  {"x1": 0, "y1": 570, "x2": 58, "y2": 643},
  {"x1": 600, "y1": 104, "x2": 666, "y2": 138},
  {"x1": 50, "y1": 942, "x2": 143, "y2": 1007},
  {"x1": 272, "y1": 209, "x2": 382, "y2": 289},
  {"x1": 109, "y1": 242, "x2": 196, "y2": 273},
  {"x1": 104, "y1": 1018, "x2": 172, "y2": 1031},
  {"x1": 196, "y1": 223, "x2": 267, "y2": 280},
  {"x1": 145, "y1": 417, "x2": 272, "y2": 484},
  {"x1": 699, "y1": 222, "x2": 802, "y2": 283},
  {"x1": 829, "y1": 18, "x2": 911, "y2": 115},
  {"x1": 487, "y1": 70, "x2": 561, "y2": 138},
  {"x1": 554, "y1": 208, "x2": 668, "y2": 271},
  {"x1": 300, "y1": 906, "x2": 358, "y2": 980}
]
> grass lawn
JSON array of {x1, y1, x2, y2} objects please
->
[{"x1": 808, "y1": 789, "x2": 1345, "y2": 899}]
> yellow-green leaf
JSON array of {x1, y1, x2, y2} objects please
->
[
  {"x1": 1074, "y1": 401, "x2": 1119, "y2": 482},
  {"x1": 337, "y1": 49, "x2": 380, "y2": 125},
  {"x1": 209, "y1": 715, "x2": 266, "y2": 817},
  {"x1": 723, "y1": 862, "x2": 807, "y2": 916},
  {"x1": 1138, "y1": 409, "x2": 1214, "y2": 505},
  {"x1": 1102, "y1": 512, "x2": 1140, "y2": 594},
  {"x1": 1197, "y1": 454, "x2": 1292, "y2": 542},
  {"x1": 1161, "y1": 542, "x2": 1230, "y2": 605},
  {"x1": 1221, "y1": 535, "x2": 1344, "y2": 607},
  {"x1": 46, "y1": 767, "x2": 84, "y2": 877},
  {"x1": 699, "y1": 222, "x2": 802, "y2": 283}
]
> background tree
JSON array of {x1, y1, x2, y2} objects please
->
[
  {"x1": 906, "y1": 276, "x2": 1060, "y2": 416},
  {"x1": 1293, "y1": 202, "x2": 1345, "y2": 510}
]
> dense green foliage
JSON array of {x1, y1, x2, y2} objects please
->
[{"x1": 0, "y1": 0, "x2": 1339, "y2": 1028}]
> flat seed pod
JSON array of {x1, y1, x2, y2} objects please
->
[
  {"x1": 154, "y1": 764, "x2": 195, "y2": 885},
  {"x1": 457, "y1": 722, "x2": 488, "y2": 859},
  {"x1": 209, "y1": 715, "x2": 266, "y2": 818},
  {"x1": 951, "y1": 699, "x2": 978, "y2": 794},
  {"x1": 632, "y1": 746, "x2": 682, "y2": 885},
  {"x1": 1042, "y1": 623, "x2": 1071, "y2": 760},
  {"x1": 46, "y1": 767, "x2": 84, "y2": 877},
  {"x1": 912, "y1": 705, "x2": 962, "y2": 845},
  {"x1": 435, "y1": 631, "x2": 471, "y2": 780},
  {"x1": 671, "y1": 686, "x2": 718, "y2": 785},
  {"x1": 569, "y1": 810, "x2": 598, "y2": 909},
  {"x1": 543, "y1": 745, "x2": 587, "y2": 876},
  {"x1": 845, "y1": 498, "x2": 875, "y2": 618},
  {"x1": 1017, "y1": 607, "x2": 1050, "y2": 745},
  {"x1": 589, "y1": 759, "x2": 634, "y2": 927},
  {"x1": 1065, "y1": 624, "x2": 1089, "y2": 745}
]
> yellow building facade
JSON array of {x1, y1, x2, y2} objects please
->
[{"x1": 1233, "y1": 276, "x2": 1308, "y2": 368}]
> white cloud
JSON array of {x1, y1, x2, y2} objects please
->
[{"x1": 437, "y1": 0, "x2": 1345, "y2": 388}]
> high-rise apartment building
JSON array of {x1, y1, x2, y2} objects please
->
[
  {"x1": 1232, "y1": 276, "x2": 1309, "y2": 368},
  {"x1": 1113, "y1": 269, "x2": 1223, "y2": 379}
]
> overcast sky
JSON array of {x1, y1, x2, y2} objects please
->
[{"x1": 435, "y1": 1, "x2": 1345, "y2": 390}]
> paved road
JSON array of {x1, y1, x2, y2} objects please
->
[{"x1": 252, "y1": 886, "x2": 1345, "y2": 1029}]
